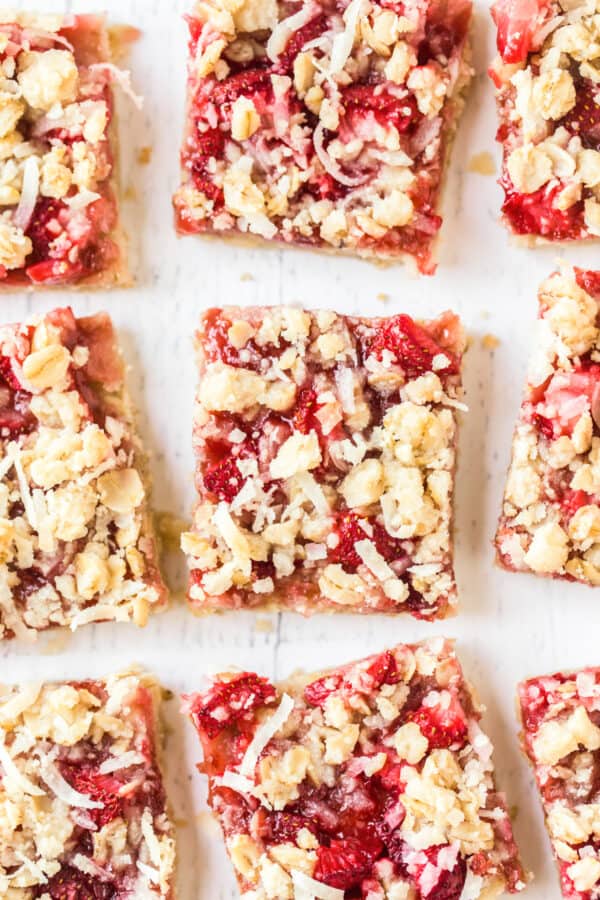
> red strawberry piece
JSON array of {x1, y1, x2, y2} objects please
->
[
  {"x1": 0, "y1": 388, "x2": 35, "y2": 438},
  {"x1": 307, "y1": 172, "x2": 349, "y2": 201},
  {"x1": 40, "y1": 865, "x2": 114, "y2": 899},
  {"x1": 293, "y1": 387, "x2": 320, "y2": 434},
  {"x1": 342, "y1": 85, "x2": 419, "y2": 132},
  {"x1": 277, "y1": 14, "x2": 328, "y2": 71},
  {"x1": 491, "y1": 0, "x2": 547, "y2": 63},
  {"x1": 330, "y1": 511, "x2": 406, "y2": 572},
  {"x1": 304, "y1": 650, "x2": 399, "y2": 707},
  {"x1": 314, "y1": 835, "x2": 383, "y2": 889},
  {"x1": 366, "y1": 314, "x2": 459, "y2": 377},
  {"x1": 531, "y1": 412, "x2": 554, "y2": 440},
  {"x1": 192, "y1": 126, "x2": 225, "y2": 164},
  {"x1": 26, "y1": 198, "x2": 66, "y2": 262},
  {"x1": 212, "y1": 68, "x2": 272, "y2": 106},
  {"x1": 539, "y1": 367, "x2": 600, "y2": 436},
  {"x1": 203, "y1": 455, "x2": 246, "y2": 502},
  {"x1": 304, "y1": 671, "x2": 345, "y2": 707},
  {"x1": 560, "y1": 79, "x2": 600, "y2": 150},
  {"x1": 562, "y1": 488, "x2": 591, "y2": 518},
  {"x1": 26, "y1": 259, "x2": 85, "y2": 286},
  {"x1": 0, "y1": 356, "x2": 22, "y2": 391},
  {"x1": 575, "y1": 268, "x2": 600, "y2": 298},
  {"x1": 189, "y1": 673, "x2": 277, "y2": 739},
  {"x1": 407, "y1": 702, "x2": 468, "y2": 750},
  {"x1": 62, "y1": 763, "x2": 124, "y2": 828},
  {"x1": 264, "y1": 811, "x2": 317, "y2": 844},
  {"x1": 422, "y1": 847, "x2": 467, "y2": 900},
  {"x1": 501, "y1": 179, "x2": 584, "y2": 240}
]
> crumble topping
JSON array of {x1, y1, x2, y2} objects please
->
[
  {"x1": 495, "y1": 266, "x2": 600, "y2": 584},
  {"x1": 0, "y1": 670, "x2": 175, "y2": 897},
  {"x1": 490, "y1": 0, "x2": 600, "y2": 241},
  {"x1": 183, "y1": 305, "x2": 466, "y2": 619},
  {"x1": 520, "y1": 667, "x2": 600, "y2": 898},
  {"x1": 0, "y1": 12, "x2": 135, "y2": 287},
  {"x1": 0, "y1": 306, "x2": 166, "y2": 641},
  {"x1": 173, "y1": 0, "x2": 473, "y2": 273},
  {"x1": 184, "y1": 639, "x2": 526, "y2": 899}
]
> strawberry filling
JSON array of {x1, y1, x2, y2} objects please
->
[
  {"x1": 491, "y1": 0, "x2": 550, "y2": 63},
  {"x1": 187, "y1": 672, "x2": 278, "y2": 739},
  {"x1": 364, "y1": 313, "x2": 459, "y2": 377},
  {"x1": 500, "y1": 179, "x2": 584, "y2": 241},
  {"x1": 531, "y1": 367, "x2": 600, "y2": 438},
  {"x1": 330, "y1": 511, "x2": 407, "y2": 572}
]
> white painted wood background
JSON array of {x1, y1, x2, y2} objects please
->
[{"x1": 3, "y1": 0, "x2": 600, "y2": 896}]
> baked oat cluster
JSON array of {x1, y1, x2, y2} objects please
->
[
  {"x1": 173, "y1": 0, "x2": 473, "y2": 273},
  {"x1": 519, "y1": 667, "x2": 600, "y2": 899},
  {"x1": 490, "y1": 0, "x2": 600, "y2": 242},
  {"x1": 0, "y1": 11, "x2": 132, "y2": 287},
  {"x1": 184, "y1": 639, "x2": 526, "y2": 900},
  {"x1": 182, "y1": 305, "x2": 466, "y2": 619},
  {"x1": 495, "y1": 266, "x2": 600, "y2": 584},
  {"x1": 0, "y1": 669, "x2": 176, "y2": 898},
  {"x1": 0, "y1": 306, "x2": 167, "y2": 640}
]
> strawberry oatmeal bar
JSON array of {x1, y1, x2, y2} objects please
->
[
  {"x1": 519, "y1": 666, "x2": 600, "y2": 898},
  {"x1": 173, "y1": 0, "x2": 473, "y2": 273},
  {"x1": 495, "y1": 266, "x2": 600, "y2": 584},
  {"x1": 182, "y1": 305, "x2": 466, "y2": 619},
  {"x1": 0, "y1": 11, "x2": 136, "y2": 288},
  {"x1": 184, "y1": 639, "x2": 527, "y2": 899},
  {"x1": 490, "y1": 0, "x2": 600, "y2": 243},
  {"x1": 0, "y1": 306, "x2": 167, "y2": 640},
  {"x1": 0, "y1": 669, "x2": 176, "y2": 896}
]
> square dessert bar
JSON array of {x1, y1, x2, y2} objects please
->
[
  {"x1": 496, "y1": 267, "x2": 600, "y2": 584},
  {"x1": 0, "y1": 11, "x2": 134, "y2": 288},
  {"x1": 0, "y1": 306, "x2": 167, "y2": 640},
  {"x1": 182, "y1": 305, "x2": 466, "y2": 619},
  {"x1": 519, "y1": 667, "x2": 600, "y2": 898},
  {"x1": 184, "y1": 639, "x2": 526, "y2": 899},
  {"x1": 0, "y1": 669, "x2": 176, "y2": 897},
  {"x1": 490, "y1": 0, "x2": 600, "y2": 243},
  {"x1": 173, "y1": 0, "x2": 473, "y2": 273}
]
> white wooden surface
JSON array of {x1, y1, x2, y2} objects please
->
[{"x1": 3, "y1": 1, "x2": 600, "y2": 896}]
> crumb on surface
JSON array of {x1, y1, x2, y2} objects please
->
[
  {"x1": 156, "y1": 512, "x2": 190, "y2": 551},
  {"x1": 240, "y1": 272, "x2": 255, "y2": 282},
  {"x1": 255, "y1": 616, "x2": 275, "y2": 634},
  {"x1": 376, "y1": 292, "x2": 390, "y2": 303},
  {"x1": 468, "y1": 151, "x2": 496, "y2": 175},
  {"x1": 137, "y1": 146, "x2": 152, "y2": 165},
  {"x1": 482, "y1": 333, "x2": 500, "y2": 350}
]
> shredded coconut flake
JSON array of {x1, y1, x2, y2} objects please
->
[
  {"x1": 292, "y1": 869, "x2": 345, "y2": 900},
  {"x1": 14, "y1": 851, "x2": 47, "y2": 884},
  {"x1": 218, "y1": 770, "x2": 256, "y2": 795},
  {"x1": 99, "y1": 750, "x2": 145, "y2": 774},
  {"x1": 0, "y1": 683, "x2": 41, "y2": 723},
  {"x1": 14, "y1": 156, "x2": 39, "y2": 231},
  {"x1": 65, "y1": 188, "x2": 101, "y2": 210},
  {"x1": 89, "y1": 63, "x2": 143, "y2": 108},
  {"x1": 313, "y1": 122, "x2": 366, "y2": 188},
  {"x1": 295, "y1": 471, "x2": 330, "y2": 515},
  {"x1": 38, "y1": 752, "x2": 104, "y2": 809},
  {"x1": 137, "y1": 860, "x2": 160, "y2": 884},
  {"x1": 328, "y1": 0, "x2": 365, "y2": 75},
  {"x1": 0, "y1": 732, "x2": 44, "y2": 796},
  {"x1": 240, "y1": 693, "x2": 294, "y2": 777},
  {"x1": 69, "y1": 603, "x2": 132, "y2": 630},
  {"x1": 266, "y1": 5, "x2": 319, "y2": 61}
]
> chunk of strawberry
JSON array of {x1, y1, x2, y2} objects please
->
[
  {"x1": 188, "y1": 673, "x2": 277, "y2": 739},
  {"x1": 537, "y1": 368, "x2": 600, "y2": 437},
  {"x1": 262, "y1": 811, "x2": 317, "y2": 844},
  {"x1": 491, "y1": 0, "x2": 547, "y2": 63},
  {"x1": 203, "y1": 456, "x2": 246, "y2": 502},
  {"x1": 342, "y1": 85, "x2": 419, "y2": 131},
  {"x1": 560, "y1": 79, "x2": 600, "y2": 151},
  {"x1": 304, "y1": 650, "x2": 399, "y2": 707},
  {"x1": 421, "y1": 847, "x2": 467, "y2": 900},
  {"x1": 26, "y1": 198, "x2": 66, "y2": 262},
  {"x1": 62, "y1": 763, "x2": 124, "y2": 828},
  {"x1": 575, "y1": 268, "x2": 600, "y2": 298},
  {"x1": 293, "y1": 387, "x2": 320, "y2": 434},
  {"x1": 365, "y1": 314, "x2": 459, "y2": 377},
  {"x1": 212, "y1": 68, "x2": 272, "y2": 107},
  {"x1": 314, "y1": 835, "x2": 383, "y2": 889},
  {"x1": 277, "y1": 14, "x2": 328, "y2": 71},
  {"x1": 501, "y1": 178, "x2": 584, "y2": 240},
  {"x1": 26, "y1": 259, "x2": 85, "y2": 286},
  {"x1": 407, "y1": 701, "x2": 468, "y2": 750},
  {"x1": 531, "y1": 412, "x2": 554, "y2": 440},
  {"x1": 191, "y1": 126, "x2": 225, "y2": 165},
  {"x1": 561, "y1": 489, "x2": 591, "y2": 521},
  {"x1": 330, "y1": 511, "x2": 407, "y2": 572},
  {"x1": 0, "y1": 356, "x2": 22, "y2": 391},
  {"x1": 39, "y1": 865, "x2": 114, "y2": 899}
]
